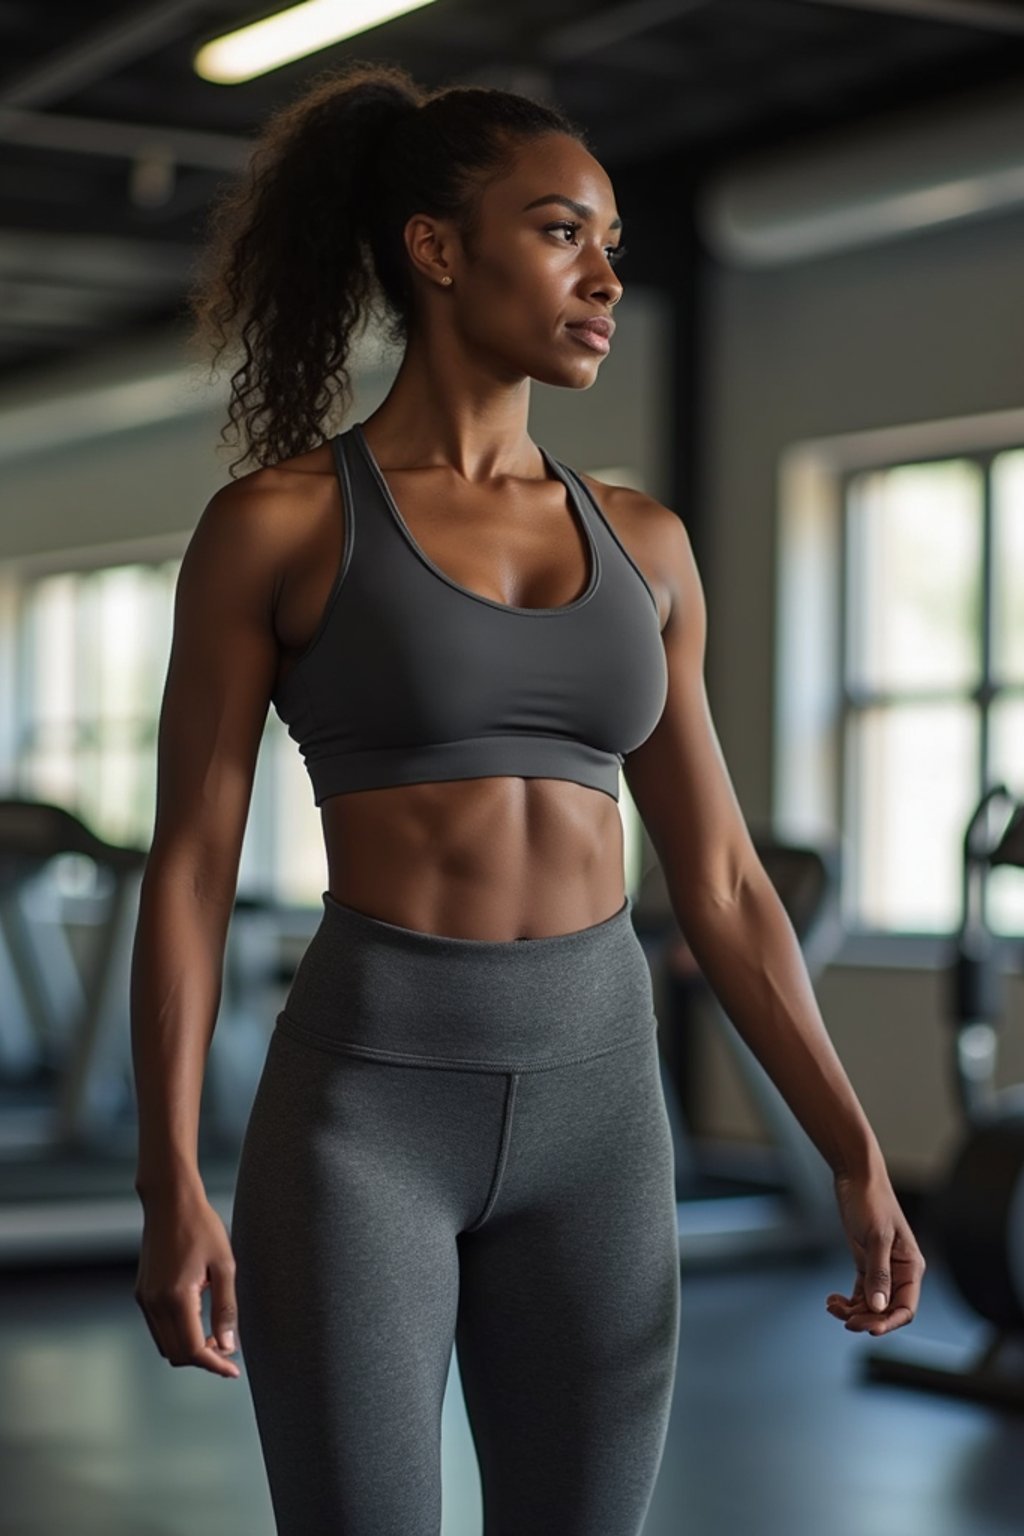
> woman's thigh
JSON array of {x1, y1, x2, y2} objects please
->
[
  {"x1": 454, "y1": 1031, "x2": 681, "y2": 1536},
  {"x1": 231, "y1": 1027, "x2": 509, "y2": 1536}
]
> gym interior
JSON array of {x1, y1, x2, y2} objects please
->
[{"x1": 1, "y1": 3, "x2": 1024, "y2": 1534}]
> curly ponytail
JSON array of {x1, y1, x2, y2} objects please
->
[{"x1": 185, "y1": 59, "x2": 589, "y2": 476}]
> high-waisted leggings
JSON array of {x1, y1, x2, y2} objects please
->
[{"x1": 230, "y1": 889, "x2": 681, "y2": 1536}]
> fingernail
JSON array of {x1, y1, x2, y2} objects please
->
[
  {"x1": 223, "y1": 1329, "x2": 236, "y2": 1350},
  {"x1": 871, "y1": 1292, "x2": 887, "y2": 1311}
]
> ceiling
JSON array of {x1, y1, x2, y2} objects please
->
[{"x1": 2, "y1": 0, "x2": 1024, "y2": 385}]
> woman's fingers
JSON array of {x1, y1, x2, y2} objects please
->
[
  {"x1": 171, "y1": 1286, "x2": 241, "y2": 1376},
  {"x1": 208, "y1": 1255, "x2": 240, "y2": 1359},
  {"x1": 840, "y1": 1303, "x2": 913, "y2": 1333},
  {"x1": 825, "y1": 1290, "x2": 915, "y2": 1333},
  {"x1": 144, "y1": 1281, "x2": 241, "y2": 1377},
  {"x1": 826, "y1": 1253, "x2": 922, "y2": 1334}
]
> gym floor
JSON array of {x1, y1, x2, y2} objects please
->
[{"x1": 0, "y1": 1215, "x2": 1020, "y2": 1536}]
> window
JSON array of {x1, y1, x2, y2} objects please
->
[
  {"x1": 777, "y1": 434, "x2": 1024, "y2": 943},
  {"x1": 14, "y1": 560, "x2": 179, "y2": 849},
  {"x1": 6, "y1": 555, "x2": 291, "y2": 897}
]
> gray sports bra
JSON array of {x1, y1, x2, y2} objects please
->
[{"x1": 272, "y1": 421, "x2": 668, "y2": 805}]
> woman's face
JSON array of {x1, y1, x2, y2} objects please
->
[{"x1": 421, "y1": 132, "x2": 626, "y2": 389}]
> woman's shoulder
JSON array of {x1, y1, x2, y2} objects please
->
[
  {"x1": 574, "y1": 469, "x2": 678, "y2": 632},
  {"x1": 203, "y1": 437, "x2": 341, "y2": 556}
]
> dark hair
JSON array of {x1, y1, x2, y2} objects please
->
[{"x1": 185, "y1": 59, "x2": 591, "y2": 476}]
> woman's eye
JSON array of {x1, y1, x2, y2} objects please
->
[{"x1": 546, "y1": 222, "x2": 627, "y2": 266}]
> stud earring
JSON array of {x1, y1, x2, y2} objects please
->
[{"x1": 441, "y1": 275, "x2": 452, "y2": 285}]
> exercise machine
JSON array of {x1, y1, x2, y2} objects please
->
[
  {"x1": 863, "y1": 782, "x2": 1024, "y2": 1410},
  {"x1": 0, "y1": 797, "x2": 300, "y2": 1264}
]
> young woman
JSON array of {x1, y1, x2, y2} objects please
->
[{"x1": 131, "y1": 60, "x2": 925, "y2": 1536}]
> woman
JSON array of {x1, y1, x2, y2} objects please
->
[{"x1": 131, "y1": 60, "x2": 925, "y2": 1535}]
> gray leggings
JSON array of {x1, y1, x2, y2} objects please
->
[{"x1": 230, "y1": 890, "x2": 680, "y2": 1536}]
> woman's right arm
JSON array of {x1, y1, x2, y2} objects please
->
[{"x1": 130, "y1": 474, "x2": 288, "y2": 1378}]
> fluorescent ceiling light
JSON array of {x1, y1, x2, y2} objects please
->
[{"x1": 194, "y1": 0, "x2": 438, "y2": 84}]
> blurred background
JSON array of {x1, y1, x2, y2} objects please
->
[{"x1": 1, "y1": 1, "x2": 1024, "y2": 1533}]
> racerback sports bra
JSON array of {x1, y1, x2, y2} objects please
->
[{"x1": 272, "y1": 421, "x2": 669, "y2": 805}]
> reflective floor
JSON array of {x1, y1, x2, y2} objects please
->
[{"x1": 0, "y1": 1228, "x2": 1021, "y2": 1536}]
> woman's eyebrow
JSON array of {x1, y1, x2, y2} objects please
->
[{"x1": 521, "y1": 193, "x2": 623, "y2": 231}]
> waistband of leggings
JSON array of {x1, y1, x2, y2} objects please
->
[
  {"x1": 273, "y1": 890, "x2": 657, "y2": 1072},
  {"x1": 322, "y1": 888, "x2": 635, "y2": 956}
]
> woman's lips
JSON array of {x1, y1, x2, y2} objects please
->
[{"x1": 566, "y1": 325, "x2": 611, "y2": 354}]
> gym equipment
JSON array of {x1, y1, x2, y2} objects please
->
[
  {"x1": 0, "y1": 797, "x2": 298, "y2": 1264},
  {"x1": 863, "y1": 782, "x2": 1024, "y2": 1411},
  {"x1": 0, "y1": 799, "x2": 147, "y2": 1150},
  {"x1": 632, "y1": 834, "x2": 846, "y2": 1270}
]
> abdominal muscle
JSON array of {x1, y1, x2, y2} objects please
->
[{"x1": 320, "y1": 775, "x2": 627, "y2": 941}]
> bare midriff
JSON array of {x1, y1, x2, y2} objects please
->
[{"x1": 319, "y1": 776, "x2": 628, "y2": 941}]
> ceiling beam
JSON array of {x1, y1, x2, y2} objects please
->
[
  {"x1": 0, "y1": 0, "x2": 209, "y2": 110},
  {"x1": 0, "y1": 106, "x2": 249, "y2": 171},
  {"x1": 0, "y1": 231, "x2": 193, "y2": 286},
  {"x1": 542, "y1": 0, "x2": 713, "y2": 59},
  {"x1": 795, "y1": 0, "x2": 1024, "y2": 34}
]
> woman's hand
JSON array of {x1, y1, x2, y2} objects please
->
[
  {"x1": 134, "y1": 1184, "x2": 241, "y2": 1378},
  {"x1": 825, "y1": 1168, "x2": 926, "y2": 1336}
]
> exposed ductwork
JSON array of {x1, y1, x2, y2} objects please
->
[
  {"x1": 796, "y1": 0, "x2": 1024, "y2": 34},
  {"x1": 697, "y1": 77, "x2": 1024, "y2": 267}
]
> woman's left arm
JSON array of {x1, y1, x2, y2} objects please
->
[{"x1": 623, "y1": 497, "x2": 926, "y2": 1336}]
